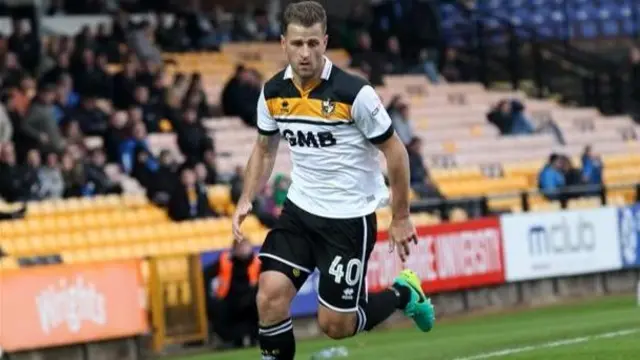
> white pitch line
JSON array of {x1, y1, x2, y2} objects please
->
[{"x1": 453, "y1": 328, "x2": 639, "y2": 360}]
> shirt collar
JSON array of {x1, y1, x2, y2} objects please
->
[{"x1": 283, "y1": 56, "x2": 333, "y2": 80}]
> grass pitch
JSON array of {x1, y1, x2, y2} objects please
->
[{"x1": 178, "y1": 295, "x2": 640, "y2": 360}]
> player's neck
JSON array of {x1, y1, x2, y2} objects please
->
[{"x1": 292, "y1": 57, "x2": 326, "y2": 90}]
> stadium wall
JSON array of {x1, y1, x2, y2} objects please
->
[{"x1": 3, "y1": 204, "x2": 640, "y2": 358}]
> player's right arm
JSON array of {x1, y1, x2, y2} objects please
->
[{"x1": 232, "y1": 88, "x2": 280, "y2": 241}]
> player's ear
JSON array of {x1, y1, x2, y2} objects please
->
[
  {"x1": 280, "y1": 34, "x2": 287, "y2": 51},
  {"x1": 323, "y1": 34, "x2": 328, "y2": 48}
]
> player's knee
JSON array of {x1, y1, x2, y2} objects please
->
[
  {"x1": 317, "y1": 310, "x2": 357, "y2": 340},
  {"x1": 256, "y1": 271, "x2": 295, "y2": 324}
]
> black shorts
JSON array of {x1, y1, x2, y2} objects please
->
[{"x1": 259, "y1": 199, "x2": 377, "y2": 312}]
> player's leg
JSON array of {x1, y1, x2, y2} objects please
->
[
  {"x1": 314, "y1": 212, "x2": 405, "y2": 338},
  {"x1": 257, "y1": 204, "x2": 315, "y2": 360},
  {"x1": 256, "y1": 258, "x2": 307, "y2": 360},
  {"x1": 315, "y1": 213, "x2": 434, "y2": 338}
]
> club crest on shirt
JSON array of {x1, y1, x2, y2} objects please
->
[
  {"x1": 281, "y1": 99, "x2": 290, "y2": 114},
  {"x1": 321, "y1": 98, "x2": 335, "y2": 117}
]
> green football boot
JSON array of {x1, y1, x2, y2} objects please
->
[{"x1": 393, "y1": 269, "x2": 435, "y2": 332}]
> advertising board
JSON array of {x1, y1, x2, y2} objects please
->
[
  {"x1": 501, "y1": 207, "x2": 622, "y2": 281},
  {"x1": 0, "y1": 260, "x2": 148, "y2": 352}
]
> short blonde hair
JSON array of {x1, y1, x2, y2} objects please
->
[{"x1": 282, "y1": 1, "x2": 327, "y2": 34}]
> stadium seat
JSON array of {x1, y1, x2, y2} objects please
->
[
  {"x1": 530, "y1": 200, "x2": 562, "y2": 212},
  {"x1": 567, "y1": 197, "x2": 602, "y2": 209}
]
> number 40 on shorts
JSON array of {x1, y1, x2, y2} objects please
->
[{"x1": 329, "y1": 256, "x2": 362, "y2": 286}]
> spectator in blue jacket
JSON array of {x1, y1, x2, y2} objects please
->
[
  {"x1": 581, "y1": 145, "x2": 603, "y2": 186},
  {"x1": 119, "y1": 121, "x2": 156, "y2": 174},
  {"x1": 538, "y1": 154, "x2": 566, "y2": 200}
]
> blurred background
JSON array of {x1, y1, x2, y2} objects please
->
[{"x1": 0, "y1": 0, "x2": 639, "y2": 359}]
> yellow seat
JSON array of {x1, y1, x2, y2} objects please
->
[
  {"x1": 240, "y1": 215, "x2": 262, "y2": 233},
  {"x1": 246, "y1": 229, "x2": 269, "y2": 245},
  {"x1": 607, "y1": 194, "x2": 627, "y2": 206},
  {"x1": 0, "y1": 257, "x2": 19, "y2": 271},
  {"x1": 25, "y1": 200, "x2": 56, "y2": 218},
  {"x1": 488, "y1": 197, "x2": 522, "y2": 212},
  {"x1": 567, "y1": 197, "x2": 602, "y2": 210},
  {"x1": 449, "y1": 208, "x2": 469, "y2": 222},
  {"x1": 431, "y1": 167, "x2": 483, "y2": 182},
  {"x1": 530, "y1": 201, "x2": 562, "y2": 212},
  {"x1": 413, "y1": 212, "x2": 441, "y2": 226},
  {"x1": 208, "y1": 185, "x2": 232, "y2": 210}
]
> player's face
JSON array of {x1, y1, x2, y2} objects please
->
[{"x1": 281, "y1": 22, "x2": 327, "y2": 81}]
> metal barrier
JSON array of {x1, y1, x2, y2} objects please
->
[
  {"x1": 410, "y1": 182, "x2": 640, "y2": 220},
  {"x1": 149, "y1": 255, "x2": 209, "y2": 352}
]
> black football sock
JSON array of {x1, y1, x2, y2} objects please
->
[
  {"x1": 354, "y1": 285, "x2": 410, "y2": 334},
  {"x1": 259, "y1": 318, "x2": 296, "y2": 360}
]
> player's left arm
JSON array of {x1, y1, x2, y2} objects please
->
[{"x1": 352, "y1": 85, "x2": 411, "y2": 220}]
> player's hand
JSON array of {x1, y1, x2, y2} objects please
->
[
  {"x1": 232, "y1": 200, "x2": 253, "y2": 242},
  {"x1": 388, "y1": 215, "x2": 418, "y2": 262}
]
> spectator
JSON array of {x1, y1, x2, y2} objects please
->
[
  {"x1": 406, "y1": 137, "x2": 443, "y2": 200},
  {"x1": 168, "y1": 163, "x2": 217, "y2": 221},
  {"x1": 156, "y1": 13, "x2": 190, "y2": 51},
  {"x1": 410, "y1": 48, "x2": 441, "y2": 83},
  {"x1": 220, "y1": 65, "x2": 261, "y2": 127},
  {"x1": 148, "y1": 149, "x2": 176, "y2": 205},
  {"x1": 272, "y1": 173, "x2": 290, "y2": 213},
  {"x1": 387, "y1": 95, "x2": 415, "y2": 145},
  {"x1": 341, "y1": 3, "x2": 371, "y2": 53},
  {"x1": 119, "y1": 121, "x2": 154, "y2": 174},
  {"x1": 440, "y1": 48, "x2": 468, "y2": 82},
  {"x1": 21, "y1": 148, "x2": 43, "y2": 200},
  {"x1": 61, "y1": 148, "x2": 88, "y2": 197},
  {"x1": 133, "y1": 85, "x2": 162, "y2": 132},
  {"x1": 581, "y1": 145, "x2": 603, "y2": 186},
  {"x1": 163, "y1": 89, "x2": 183, "y2": 129},
  {"x1": 53, "y1": 73, "x2": 80, "y2": 123},
  {"x1": 38, "y1": 151, "x2": 65, "y2": 199},
  {"x1": 201, "y1": 148, "x2": 219, "y2": 185},
  {"x1": 112, "y1": 57, "x2": 138, "y2": 110},
  {"x1": 127, "y1": 20, "x2": 162, "y2": 65},
  {"x1": 185, "y1": 73, "x2": 211, "y2": 118},
  {"x1": 350, "y1": 32, "x2": 384, "y2": 85},
  {"x1": 176, "y1": 107, "x2": 212, "y2": 163},
  {"x1": 204, "y1": 239, "x2": 260, "y2": 349},
  {"x1": 22, "y1": 83, "x2": 66, "y2": 153},
  {"x1": 0, "y1": 143, "x2": 28, "y2": 202},
  {"x1": 42, "y1": 52, "x2": 71, "y2": 86},
  {"x1": 486, "y1": 100, "x2": 512, "y2": 135},
  {"x1": 509, "y1": 100, "x2": 537, "y2": 135},
  {"x1": 488, "y1": 99, "x2": 564, "y2": 142},
  {"x1": 85, "y1": 148, "x2": 123, "y2": 195},
  {"x1": 72, "y1": 94, "x2": 109, "y2": 136},
  {"x1": 538, "y1": 154, "x2": 566, "y2": 201},
  {"x1": 131, "y1": 145, "x2": 159, "y2": 192},
  {"x1": 103, "y1": 111, "x2": 129, "y2": 163},
  {"x1": 137, "y1": 60, "x2": 158, "y2": 90},
  {"x1": 8, "y1": 19, "x2": 40, "y2": 73},
  {"x1": 245, "y1": 9, "x2": 279, "y2": 42},
  {"x1": 62, "y1": 119, "x2": 85, "y2": 149},
  {"x1": 2, "y1": 52, "x2": 24, "y2": 87},
  {"x1": 560, "y1": 155, "x2": 586, "y2": 195},
  {"x1": 94, "y1": 53, "x2": 114, "y2": 98},
  {"x1": 385, "y1": 36, "x2": 405, "y2": 74}
]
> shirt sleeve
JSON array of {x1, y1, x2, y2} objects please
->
[
  {"x1": 257, "y1": 87, "x2": 279, "y2": 136},
  {"x1": 351, "y1": 85, "x2": 395, "y2": 144}
]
